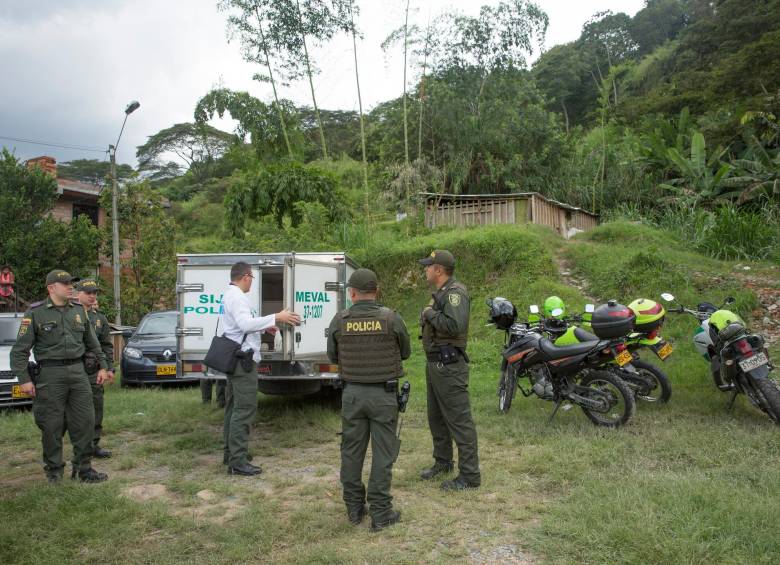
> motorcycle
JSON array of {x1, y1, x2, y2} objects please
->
[
  {"x1": 538, "y1": 298, "x2": 673, "y2": 403},
  {"x1": 661, "y1": 293, "x2": 780, "y2": 423},
  {"x1": 487, "y1": 297, "x2": 636, "y2": 427}
]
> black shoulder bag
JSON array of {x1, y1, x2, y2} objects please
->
[{"x1": 203, "y1": 317, "x2": 246, "y2": 374}]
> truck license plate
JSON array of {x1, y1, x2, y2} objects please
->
[
  {"x1": 615, "y1": 350, "x2": 633, "y2": 366},
  {"x1": 738, "y1": 352, "x2": 768, "y2": 373},
  {"x1": 12, "y1": 385, "x2": 31, "y2": 398},
  {"x1": 156, "y1": 364, "x2": 176, "y2": 376}
]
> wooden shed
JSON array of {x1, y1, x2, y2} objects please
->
[{"x1": 421, "y1": 192, "x2": 598, "y2": 238}]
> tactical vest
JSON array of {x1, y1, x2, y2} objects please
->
[
  {"x1": 423, "y1": 280, "x2": 469, "y2": 352},
  {"x1": 337, "y1": 307, "x2": 403, "y2": 383}
]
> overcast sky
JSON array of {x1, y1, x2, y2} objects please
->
[{"x1": 0, "y1": 0, "x2": 643, "y2": 167}]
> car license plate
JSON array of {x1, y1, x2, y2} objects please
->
[
  {"x1": 656, "y1": 342, "x2": 673, "y2": 360},
  {"x1": 12, "y1": 385, "x2": 31, "y2": 398},
  {"x1": 156, "y1": 364, "x2": 176, "y2": 376},
  {"x1": 615, "y1": 350, "x2": 633, "y2": 366},
  {"x1": 738, "y1": 352, "x2": 768, "y2": 373}
]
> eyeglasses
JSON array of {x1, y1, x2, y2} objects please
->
[{"x1": 244, "y1": 273, "x2": 255, "y2": 279}]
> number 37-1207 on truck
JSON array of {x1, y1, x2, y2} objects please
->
[{"x1": 176, "y1": 252, "x2": 357, "y2": 395}]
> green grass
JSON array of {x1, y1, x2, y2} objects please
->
[{"x1": 1, "y1": 222, "x2": 778, "y2": 564}]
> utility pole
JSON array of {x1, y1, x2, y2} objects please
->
[
  {"x1": 109, "y1": 143, "x2": 122, "y2": 325},
  {"x1": 109, "y1": 100, "x2": 140, "y2": 325}
]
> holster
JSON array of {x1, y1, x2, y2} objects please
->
[
  {"x1": 83, "y1": 352, "x2": 100, "y2": 375},
  {"x1": 27, "y1": 361, "x2": 41, "y2": 384},
  {"x1": 235, "y1": 349, "x2": 255, "y2": 372}
]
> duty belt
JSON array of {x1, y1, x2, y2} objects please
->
[
  {"x1": 37, "y1": 358, "x2": 83, "y2": 367},
  {"x1": 343, "y1": 379, "x2": 399, "y2": 393}
]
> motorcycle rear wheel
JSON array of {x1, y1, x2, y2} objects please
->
[
  {"x1": 747, "y1": 376, "x2": 780, "y2": 424},
  {"x1": 628, "y1": 359, "x2": 672, "y2": 403},
  {"x1": 579, "y1": 370, "x2": 636, "y2": 428}
]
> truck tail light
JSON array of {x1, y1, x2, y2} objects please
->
[{"x1": 317, "y1": 364, "x2": 339, "y2": 373}]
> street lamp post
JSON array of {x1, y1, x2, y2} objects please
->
[{"x1": 109, "y1": 100, "x2": 140, "y2": 325}]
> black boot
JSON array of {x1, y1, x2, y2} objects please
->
[
  {"x1": 370, "y1": 510, "x2": 401, "y2": 532},
  {"x1": 347, "y1": 504, "x2": 367, "y2": 525},
  {"x1": 47, "y1": 474, "x2": 63, "y2": 485},
  {"x1": 420, "y1": 461, "x2": 454, "y2": 480},
  {"x1": 93, "y1": 441, "x2": 111, "y2": 459},
  {"x1": 74, "y1": 467, "x2": 109, "y2": 483},
  {"x1": 440, "y1": 475, "x2": 480, "y2": 491},
  {"x1": 227, "y1": 463, "x2": 262, "y2": 476}
]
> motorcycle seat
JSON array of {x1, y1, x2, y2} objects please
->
[
  {"x1": 538, "y1": 337, "x2": 602, "y2": 360},
  {"x1": 573, "y1": 327, "x2": 599, "y2": 342}
]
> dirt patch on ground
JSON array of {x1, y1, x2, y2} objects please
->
[
  {"x1": 122, "y1": 483, "x2": 171, "y2": 502},
  {"x1": 554, "y1": 250, "x2": 598, "y2": 302}
]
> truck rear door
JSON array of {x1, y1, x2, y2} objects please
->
[
  {"x1": 285, "y1": 257, "x2": 341, "y2": 360},
  {"x1": 178, "y1": 263, "x2": 261, "y2": 361}
]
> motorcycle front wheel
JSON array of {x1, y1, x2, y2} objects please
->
[
  {"x1": 498, "y1": 360, "x2": 517, "y2": 413},
  {"x1": 579, "y1": 370, "x2": 636, "y2": 428}
]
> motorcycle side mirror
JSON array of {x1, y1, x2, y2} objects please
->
[
  {"x1": 584, "y1": 304, "x2": 595, "y2": 313},
  {"x1": 529, "y1": 305, "x2": 539, "y2": 314},
  {"x1": 551, "y1": 308, "x2": 564, "y2": 317},
  {"x1": 660, "y1": 293, "x2": 675, "y2": 302}
]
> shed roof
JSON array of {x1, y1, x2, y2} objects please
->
[{"x1": 419, "y1": 191, "x2": 597, "y2": 217}]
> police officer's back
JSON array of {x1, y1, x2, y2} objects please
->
[{"x1": 327, "y1": 268, "x2": 411, "y2": 531}]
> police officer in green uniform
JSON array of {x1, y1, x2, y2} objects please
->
[
  {"x1": 10, "y1": 270, "x2": 111, "y2": 484},
  {"x1": 327, "y1": 268, "x2": 411, "y2": 531},
  {"x1": 74, "y1": 279, "x2": 114, "y2": 458},
  {"x1": 418, "y1": 250, "x2": 481, "y2": 491}
]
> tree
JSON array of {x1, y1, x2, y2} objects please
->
[
  {"x1": 0, "y1": 149, "x2": 100, "y2": 300},
  {"x1": 532, "y1": 43, "x2": 589, "y2": 132},
  {"x1": 99, "y1": 179, "x2": 177, "y2": 325},
  {"x1": 221, "y1": 0, "x2": 353, "y2": 160},
  {"x1": 194, "y1": 88, "x2": 304, "y2": 161},
  {"x1": 136, "y1": 122, "x2": 235, "y2": 183},
  {"x1": 347, "y1": 0, "x2": 370, "y2": 217},
  {"x1": 58, "y1": 159, "x2": 134, "y2": 187},
  {"x1": 630, "y1": 0, "x2": 687, "y2": 56},
  {"x1": 224, "y1": 161, "x2": 346, "y2": 235},
  {"x1": 219, "y1": 0, "x2": 295, "y2": 158}
]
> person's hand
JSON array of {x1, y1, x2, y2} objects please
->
[
  {"x1": 275, "y1": 309, "x2": 302, "y2": 326},
  {"x1": 96, "y1": 369, "x2": 109, "y2": 385},
  {"x1": 106, "y1": 370, "x2": 116, "y2": 384},
  {"x1": 20, "y1": 381, "x2": 35, "y2": 397},
  {"x1": 265, "y1": 326, "x2": 279, "y2": 336}
]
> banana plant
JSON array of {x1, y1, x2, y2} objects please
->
[
  {"x1": 718, "y1": 137, "x2": 780, "y2": 205},
  {"x1": 659, "y1": 131, "x2": 732, "y2": 206}
]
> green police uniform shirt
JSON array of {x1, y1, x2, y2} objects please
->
[
  {"x1": 327, "y1": 300, "x2": 412, "y2": 366},
  {"x1": 74, "y1": 301, "x2": 114, "y2": 369},
  {"x1": 421, "y1": 277, "x2": 470, "y2": 352},
  {"x1": 10, "y1": 298, "x2": 109, "y2": 384}
]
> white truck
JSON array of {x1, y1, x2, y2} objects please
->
[{"x1": 175, "y1": 252, "x2": 357, "y2": 395}]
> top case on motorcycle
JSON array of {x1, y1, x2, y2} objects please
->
[{"x1": 538, "y1": 337, "x2": 604, "y2": 360}]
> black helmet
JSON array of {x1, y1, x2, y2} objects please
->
[{"x1": 487, "y1": 297, "x2": 517, "y2": 330}]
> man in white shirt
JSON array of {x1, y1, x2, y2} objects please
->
[{"x1": 222, "y1": 261, "x2": 300, "y2": 476}]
